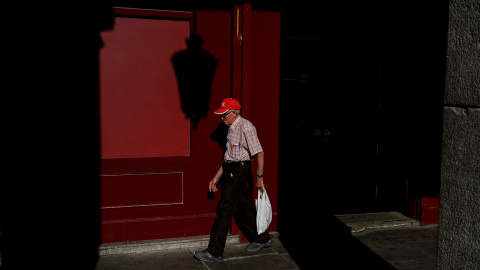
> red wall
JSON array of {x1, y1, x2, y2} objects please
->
[
  {"x1": 100, "y1": 7, "x2": 280, "y2": 244},
  {"x1": 251, "y1": 11, "x2": 281, "y2": 232},
  {"x1": 100, "y1": 17, "x2": 191, "y2": 159}
]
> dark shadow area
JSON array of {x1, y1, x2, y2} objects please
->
[
  {"x1": 278, "y1": 14, "x2": 394, "y2": 266},
  {"x1": 279, "y1": 216, "x2": 395, "y2": 269},
  {"x1": 209, "y1": 122, "x2": 229, "y2": 151},
  {"x1": 206, "y1": 122, "x2": 229, "y2": 200},
  {"x1": 207, "y1": 122, "x2": 228, "y2": 200},
  {"x1": 377, "y1": 1, "x2": 448, "y2": 212},
  {"x1": 277, "y1": 1, "x2": 447, "y2": 268},
  {"x1": 0, "y1": 1, "x2": 447, "y2": 269},
  {"x1": 172, "y1": 34, "x2": 218, "y2": 129},
  {"x1": 1, "y1": 3, "x2": 113, "y2": 269},
  {"x1": 280, "y1": 39, "x2": 381, "y2": 215}
]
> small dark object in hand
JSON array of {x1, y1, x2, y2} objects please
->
[{"x1": 207, "y1": 190, "x2": 215, "y2": 200}]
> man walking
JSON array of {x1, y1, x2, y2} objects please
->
[{"x1": 194, "y1": 98, "x2": 272, "y2": 262}]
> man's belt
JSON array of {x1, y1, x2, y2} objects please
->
[{"x1": 223, "y1": 160, "x2": 251, "y2": 166}]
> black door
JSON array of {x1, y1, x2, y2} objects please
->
[{"x1": 279, "y1": 37, "x2": 381, "y2": 215}]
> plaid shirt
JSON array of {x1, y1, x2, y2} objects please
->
[{"x1": 224, "y1": 116, "x2": 263, "y2": 162}]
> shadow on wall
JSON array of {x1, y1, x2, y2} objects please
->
[
  {"x1": 172, "y1": 33, "x2": 218, "y2": 129},
  {"x1": 1, "y1": 3, "x2": 114, "y2": 269}
]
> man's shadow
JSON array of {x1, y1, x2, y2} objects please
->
[
  {"x1": 210, "y1": 122, "x2": 228, "y2": 151},
  {"x1": 206, "y1": 122, "x2": 229, "y2": 200}
]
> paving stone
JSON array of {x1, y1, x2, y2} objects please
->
[{"x1": 91, "y1": 213, "x2": 438, "y2": 270}]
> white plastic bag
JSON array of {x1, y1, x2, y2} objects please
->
[{"x1": 256, "y1": 188, "x2": 272, "y2": 234}]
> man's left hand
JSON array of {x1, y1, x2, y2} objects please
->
[{"x1": 256, "y1": 177, "x2": 264, "y2": 191}]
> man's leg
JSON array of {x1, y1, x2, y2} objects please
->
[
  {"x1": 207, "y1": 165, "x2": 244, "y2": 257},
  {"x1": 231, "y1": 167, "x2": 271, "y2": 244}
]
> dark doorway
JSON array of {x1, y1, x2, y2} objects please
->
[
  {"x1": 278, "y1": 11, "x2": 383, "y2": 217},
  {"x1": 276, "y1": 13, "x2": 398, "y2": 269}
]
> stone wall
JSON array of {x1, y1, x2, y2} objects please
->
[{"x1": 437, "y1": 0, "x2": 480, "y2": 268}]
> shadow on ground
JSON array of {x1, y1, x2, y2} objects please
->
[{"x1": 279, "y1": 214, "x2": 395, "y2": 269}]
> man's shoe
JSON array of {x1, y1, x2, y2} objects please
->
[
  {"x1": 244, "y1": 239, "x2": 273, "y2": 251},
  {"x1": 194, "y1": 249, "x2": 223, "y2": 262}
]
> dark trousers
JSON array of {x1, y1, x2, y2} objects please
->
[{"x1": 207, "y1": 162, "x2": 271, "y2": 257}]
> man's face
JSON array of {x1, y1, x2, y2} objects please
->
[{"x1": 221, "y1": 111, "x2": 236, "y2": 126}]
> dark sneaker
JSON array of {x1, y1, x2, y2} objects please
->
[
  {"x1": 194, "y1": 249, "x2": 224, "y2": 262},
  {"x1": 244, "y1": 239, "x2": 273, "y2": 251}
]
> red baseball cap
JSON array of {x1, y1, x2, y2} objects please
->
[{"x1": 214, "y1": 98, "x2": 241, "y2": 114}]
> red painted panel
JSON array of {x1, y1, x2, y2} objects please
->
[
  {"x1": 241, "y1": 3, "x2": 252, "y2": 120},
  {"x1": 251, "y1": 11, "x2": 281, "y2": 233},
  {"x1": 232, "y1": 4, "x2": 243, "y2": 101},
  {"x1": 113, "y1": 7, "x2": 192, "y2": 20},
  {"x1": 101, "y1": 173, "x2": 183, "y2": 209},
  {"x1": 99, "y1": 8, "x2": 282, "y2": 244},
  {"x1": 100, "y1": 9, "x2": 233, "y2": 244},
  {"x1": 101, "y1": 223, "x2": 127, "y2": 243},
  {"x1": 100, "y1": 17, "x2": 190, "y2": 159},
  {"x1": 420, "y1": 197, "x2": 439, "y2": 225},
  {"x1": 124, "y1": 215, "x2": 216, "y2": 241},
  {"x1": 101, "y1": 214, "x2": 216, "y2": 243}
]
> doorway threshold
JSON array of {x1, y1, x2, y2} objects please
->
[{"x1": 335, "y1": 211, "x2": 421, "y2": 234}]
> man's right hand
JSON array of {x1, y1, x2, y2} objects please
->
[{"x1": 209, "y1": 178, "x2": 218, "y2": 192}]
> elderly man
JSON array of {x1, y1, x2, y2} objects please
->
[{"x1": 194, "y1": 98, "x2": 272, "y2": 262}]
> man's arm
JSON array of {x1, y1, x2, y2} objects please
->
[
  {"x1": 209, "y1": 165, "x2": 223, "y2": 192},
  {"x1": 256, "y1": 151, "x2": 265, "y2": 190}
]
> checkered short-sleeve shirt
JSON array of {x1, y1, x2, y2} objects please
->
[{"x1": 224, "y1": 116, "x2": 263, "y2": 162}]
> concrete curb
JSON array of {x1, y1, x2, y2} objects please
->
[
  {"x1": 99, "y1": 235, "x2": 237, "y2": 256},
  {"x1": 99, "y1": 212, "x2": 417, "y2": 256},
  {"x1": 99, "y1": 232, "x2": 280, "y2": 256}
]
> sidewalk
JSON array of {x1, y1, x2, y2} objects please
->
[
  {"x1": 95, "y1": 212, "x2": 438, "y2": 270},
  {"x1": 353, "y1": 224, "x2": 438, "y2": 270}
]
